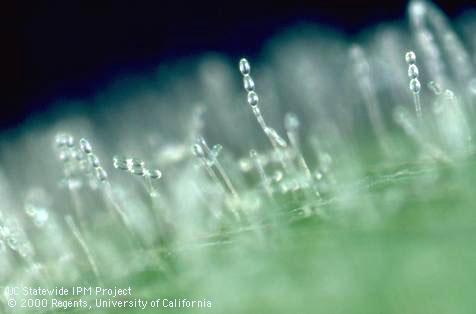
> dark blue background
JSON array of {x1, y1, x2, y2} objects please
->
[{"x1": 2, "y1": 0, "x2": 472, "y2": 129}]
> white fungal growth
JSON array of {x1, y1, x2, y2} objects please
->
[
  {"x1": 408, "y1": 0, "x2": 473, "y2": 91},
  {"x1": 469, "y1": 78, "x2": 476, "y2": 94},
  {"x1": 433, "y1": 89, "x2": 472, "y2": 153},
  {"x1": 350, "y1": 44, "x2": 389, "y2": 154},
  {"x1": 24, "y1": 188, "x2": 52, "y2": 224},
  {"x1": 1, "y1": 1, "x2": 476, "y2": 307},
  {"x1": 0, "y1": 218, "x2": 34, "y2": 260},
  {"x1": 65, "y1": 215, "x2": 101, "y2": 282},
  {"x1": 394, "y1": 106, "x2": 448, "y2": 161}
]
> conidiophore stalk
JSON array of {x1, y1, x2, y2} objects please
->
[
  {"x1": 191, "y1": 139, "x2": 242, "y2": 222},
  {"x1": 77, "y1": 138, "x2": 141, "y2": 246},
  {"x1": 192, "y1": 143, "x2": 226, "y2": 193},
  {"x1": 55, "y1": 134, "x2": 89, "y2": 232},
  {"x1": 394, "y1": 106, "x2": 449, "y2": 162},
  {"x1": 65, "y1": 215, "x2": 102, "y2": 284},
  {"x1": 195, "y1": 136, "x2": 240, "y2": 200},
  {"x1": 284, "y1": 113, "x2": 313, "y2": 180},
  {"x1": 249, "y1": 149, "x2": 273, "y2": 198},
  {"x1": 434, "y1": 89, "x2": 472, "y2": 154},
  {"x1": 350, "y1": 45, "x2": 390, "y2": 153}
]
